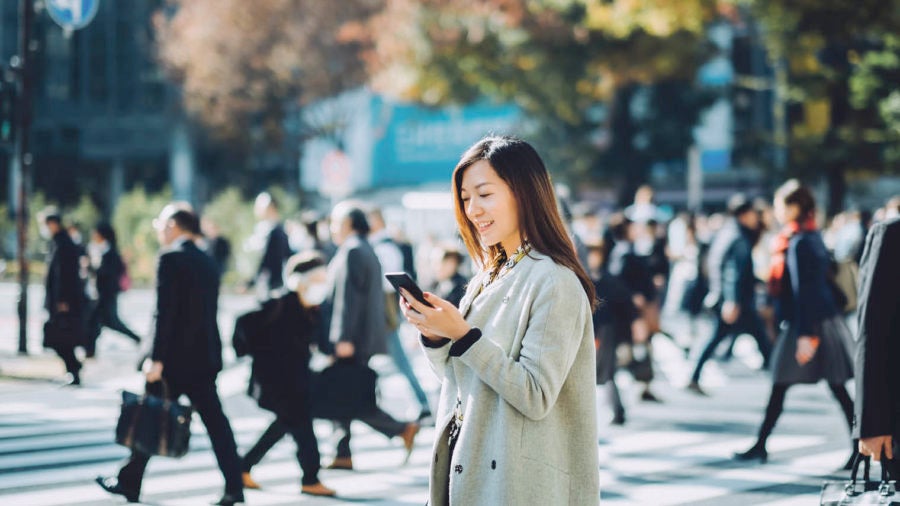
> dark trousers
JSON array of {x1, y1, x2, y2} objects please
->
[
  {"x1": 86, "y1": 297, "x2": 141, "y2": 354},
  {"x1": 691, "y1": 308, "x2": 772, "y2": 383},
  {"x1": 242, "y1": 416, "x2": 322, "y2": 485},
  {"x1": 755, "y1": 382, "x2": 853, "y2": 446},
  {"x1": 117, "y1": 378, "x2": 243, "y2": 496},
  {"x1": 55, "y1": 344, "x2": 81, "y2": 377},
  {"x1": 335, "y1": 408, "x2": 408, "y2": 458}
]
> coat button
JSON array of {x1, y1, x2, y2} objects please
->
[
  {"x1": 455, "y1": 464, "x2": 463, "y2": 474},
  {"x1": 491, "y1": 460, "x2": 496, "y2": 470}
]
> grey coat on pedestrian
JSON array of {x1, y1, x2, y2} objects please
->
[
  {"x1": 421, "y1": 252, "x2": 600, "y2": 505},
  {"x1": 327, "y1": 234, "x2": 387, "y2": 361}
]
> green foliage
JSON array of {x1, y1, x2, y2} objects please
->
[
  {"x1": 111, "y1": 186, "x2": 173, "y2": 284},
  {"x1": 201, "y1": 188, "x2": 258, "y2": 284}
]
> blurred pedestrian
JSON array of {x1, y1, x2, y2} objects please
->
[
  {"x1": 853, "y1": 215, "x2": 900, "y2": 465},
  {"x1": 233, "y1": 252, "x2": 336, "y2": 497},
  {"x1": 201, "y1": 217, "x2": 231, "y2": 280},
  {"x1": 587, "y1": 241, "x2": 638, "y2": 426},
  {"x1": 84, "y1": 222, "x2": 141, "y2": 358},
  {"x1": 734, "y1": 180, "x2": 855, "y2": 467},
  {"x1": 368, "y1": 207, "x2": 433, "y2": 421},
  {"x1": 400, "y1": 136, "x2": 599, "y2": 505},
  {"x1": 607, "y1": 216, "x2": 662, "y2": 402},
  {"x1": 326, "y1": 201, "x2": 419, "y2": 470},
  {"x1": 247, "y1": 192, "x2": 292, "y2": 297},
  {"x1": 688, "y1": 195, "x2": 771, "y2": 395},
  {"x1": 96, "y1": 205, "x2": 244, "y2": 506},
  {"x1": 428, "y1": 245, "x2": 467, "y2": 308},
  {"x1": 40, "y1": 208, "x2": 86, "y2": 386}
]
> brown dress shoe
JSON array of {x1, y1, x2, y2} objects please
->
[
  {"x1": 327, "y1": 457, "x2": 354, "y2": 470},
  {"x1": 301, "y1": 482, "x2": 337, "y2": 497},
  {"x1": 241, "y1": 472, "x2": 261, "y2": 490},
  {"x1": 400, "y1": 422, "x2": 420, "y2": 464}
]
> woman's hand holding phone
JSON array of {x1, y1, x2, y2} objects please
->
[{"x1": 399, "y1": 289, "x2": 471, "y2": 341}]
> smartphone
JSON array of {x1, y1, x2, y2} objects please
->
[{"x1": 384, "y1": 272, "x2": 434, "y2": 308}]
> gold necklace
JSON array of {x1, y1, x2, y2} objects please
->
[{"x1": 483, "y1": 242, "x2": 531, "y2": 289}]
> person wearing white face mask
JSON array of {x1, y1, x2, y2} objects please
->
[{"x1": 231, "y1": 252, "x2": 336, "y2": 497}]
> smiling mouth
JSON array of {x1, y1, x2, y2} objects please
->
[{"x1": 475, "y1": 220, "x2": 494, "y2": 233}]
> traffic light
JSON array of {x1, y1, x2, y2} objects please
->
[{"x1": 0, "y1": 80, "x2": 15, "y2": 146}]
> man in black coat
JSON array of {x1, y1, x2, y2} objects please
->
[
  {"x1": 96, "y1": 205, "x2": 243, "y2": 506},
  {"x1": 688, "y1": 196, "x2": 771, "y2": 395},
  {"x1": 326, "y1": 201, "x2": 418, "y2": 470},
  {"x1": 854, "y1": 215, "x2": 900, "y2": 464},
  {"x1": 247, "y1": 192, "x2": 292, "y2": 295},
  {"x1": 41, "y1": 210, "x2": 86, "y2": 385}
]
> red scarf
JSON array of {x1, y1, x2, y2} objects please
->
[{"x1": 767, "y1": 217, "x2": 817, "y2": 297}]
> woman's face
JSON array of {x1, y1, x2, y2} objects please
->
[
  {"x1": 460, "y1": 160, "x2": 521, "y2": 253},
  {"x1": 91, "y1": 231, "x2": 104, "y2": 244}
]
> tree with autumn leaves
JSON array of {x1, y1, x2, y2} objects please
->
[{"x1": 154, "y1": 0, "x2": 900, "y2": 211}]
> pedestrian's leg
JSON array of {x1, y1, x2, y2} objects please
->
[
  {"x1": 334, "y1": 420, "x2": 353, "y2": 459},
  {"x1": 286, "y1": 418, "x2": 322, "y2": 485},
  {"x1": 85, "y1": 303, "x2": 102, "y2": 356},
  {"x1": 689, "y1": 318, "x2": 730, "y2": 384},
  {"x1": 358, "y1": 407, "x2": 409, "y2": 439},
  {"x1": 735, "y1": 383, "x2": 789, "y2": 462},
  {"x1": 103, "y1": 298, "x2": 142, "y2": 342},
  {"x1": 386, "y1": 329, "x2": 430, "y2": 415},
  {"x1": 56, "y1": 344, "x2": 81, "y2": 383},
  {"x1": 116, "y1": 451, "x2": 150, "y2": 495},
  {"x1": 242, "y1": 418, "x2": 289, "y2": 471},
  {"x1": 608, "y1": 377, "x2": 625, "y2": 424},
  {"x1": 186, "y1": 381, "x2": 243, "y2": 497}
]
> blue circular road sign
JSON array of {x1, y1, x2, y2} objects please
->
[{"x1": 47, "y1": 0, "x2": 100, "y2": 31}]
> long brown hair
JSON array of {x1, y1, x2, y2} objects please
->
[{"x1": 451, "y1": 136, "x2": 597, "y2": 309}]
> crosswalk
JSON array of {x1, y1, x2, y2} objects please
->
[
  {"x1": 0, "y1": 318, "x2": 864, "y2": 506},
  {"x1": 0, "y1": 365, "x2": 434, "y2": 506}
]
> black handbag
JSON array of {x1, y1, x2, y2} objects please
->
[
  {"x1": 42, "y1": 313, "x2": 80, "y2": 350},
  {"x1": 311, "y1": 360, "x2": 378, "y2": 420},
  {"x1": 115, "y1": 381, "x2": 192, "y2": 458},
  {"x1": 821, "y1": 454, "x2": 899, "y2": 505}
]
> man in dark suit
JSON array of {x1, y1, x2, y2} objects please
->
[
  {"x1": 41, "y1": 209, "x2": 86, "y2": 386},
  {"x1": 688, "y1": 195, "x2": 771, "y2": 396},
  {"x1": 96, "y1": 205, "x2": 244, "y2": 506},
  {"x1": 854, "y1": 215, "x2": 900, "y2": 465},
  {"x1": 326, "y1": 201, "x2": 419, "y2": 470},
  {"x1": 247, "y1": 192, "x2": 292, "y2": 295}
]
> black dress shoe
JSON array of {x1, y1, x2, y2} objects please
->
[
  {"x1": 734, "y1": 444, "x2": 768, "y2": 464},
  {"x1": 95, "y1": 476, "x2": 139, "y2": 503},
  {"x1": 212, "y1": 493, "x2": 245, "y2": 505}
]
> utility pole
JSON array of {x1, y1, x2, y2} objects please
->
[{"x1": 13, "y1": 0, "x2": 35, "y2": 354}]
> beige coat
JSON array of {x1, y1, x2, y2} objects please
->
[{"x1": 421, "y1": 252, "x2": 600, "y2": 505}]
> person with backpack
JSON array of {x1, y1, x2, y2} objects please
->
[
  {"x1": 84, "y1": 222, "x2": 142, "y2": 358},
  {"x1": 687, "y1": 195, "x2": 771, "y2": 395},
  {"x1": 233, "y1": 252, "x2": 336, "y2": 497}
]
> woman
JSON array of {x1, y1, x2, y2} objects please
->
[
  {"x1": 399, "y1": 136, "x2": 600, "y2": 505},
  {"x1": 85, "y1": 222, "x2": 141, "y2": 357},
  {"x1": 734, "y1": 180, "x2": 855, "y2": 466},
  {"x1": 232, "y1": 252, "x2": 336, "y2": 497}
]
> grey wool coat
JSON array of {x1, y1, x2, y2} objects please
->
[{"x1": 421, "y1": 251, "x2": 600, "y2": 505}]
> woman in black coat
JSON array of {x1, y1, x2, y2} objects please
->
[
  {"x1": 233, "y1": 252, "x2": 336, "y2": 497},
  {"x1": 734, "y1": 180, "x2": 855, "y2": 466},
  {"x1": 85, "y1": 223, "x2": 141, "y2": 357}
]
